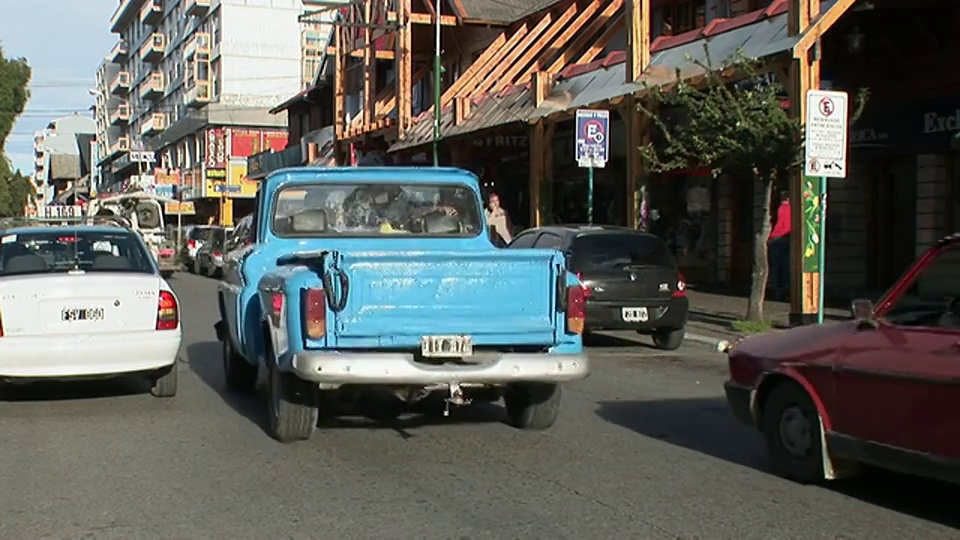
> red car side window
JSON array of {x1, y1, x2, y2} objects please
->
[{"x1": 878, "y1": 245, "x2": 960, "y2": 328}]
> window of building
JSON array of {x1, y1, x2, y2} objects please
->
[{"x1": 654, "y1": 0, "x2": 707, "y2": 37}]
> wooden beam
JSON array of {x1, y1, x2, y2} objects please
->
[
  {"x1": 397, "y1": 0, "x2": 413, "y2": 139},
  {"x1": 576, "y1": 13, "x2": 624, "y2": 65},
  {"x1": 626, "y1": 0, "x2": 649, "y2": 82},
  {"x1": 387, "y1": 11, "x2": 457, "y2": 25},
  {"x1": 362, "y1": 0, "x2": 376, "y2": 128},
  {"x1": 439, "y1": 25, "x2": 522, "y2": 106},
  {"x1": 333, "y1": 25, "x2": 346, "y2": 140},
  {"x1": 530, "y1": 119, "x2": 546, "y2": 226},
  {"x1": 624, "y1": 94, "x2": 647, "y2": 228},
  {"x1": 508, "y1": 0, "x2": 581, "y2": 86},
  {"x1": 792, "y1": 0, "x2": 855, "y2": 53},
  {"x1": 532, "y1": 71, "x2": 551, "y2": 108},
  {"x1": 476, "y1": 12, "x2": 553, "y2": 95},
  {"x1": 541, "y1": 0, "x2": 609, "y2": 75},
  {"x1": 376, "y1": 61, "x2": 429, "y2": 119},
  {"x1": 420, "y1": 0, "x2": 435, "y2": 18},
  {"x1": 548, "y1": 0, "x2": 623, "y2": 75},
  {"x1": 454, "y1": 96, "x2": 471, "y2": 125}
]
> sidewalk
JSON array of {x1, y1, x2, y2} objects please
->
[{"x1": 684, "y1": 289, "x2": 850, "y2": 344}]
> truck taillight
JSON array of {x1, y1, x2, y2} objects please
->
[
  {"x1": 672, "y1": 272, "x2": 687, "y2": 298},
  {"x1": 566, "y1": 285, "x2": 586, "y2": 335},
  {"x1": 268, "y1": 292, "x2": 284, "y2": 326},
  {"x1": 302, "y1": 288, "x2": 327, "y2": 339},
  {"x1": 156, "y1": 291, "x2": 179, "y2": 330}
]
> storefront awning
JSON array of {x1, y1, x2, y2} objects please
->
[{"x1": 389, "y1": 6, "x2": 797, "y2": 154}]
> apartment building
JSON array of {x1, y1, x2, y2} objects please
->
[{"x1": 95, "y1": 0, "x2": 322, "y2": 225}]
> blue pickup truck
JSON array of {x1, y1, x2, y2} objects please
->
[{"x1": 215, "y1": 166, "x2": 589, "y2": 442}]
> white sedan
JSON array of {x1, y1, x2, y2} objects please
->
[{"x1": 0, "y1": 224, "x2": 182, "y2": 397}]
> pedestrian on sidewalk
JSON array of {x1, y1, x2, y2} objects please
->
[
  {"x1": 768, "y1": 190, "x2": 791, "y2": 300},
  {"x1": 485, "y1": 192, "x2": 513, "y2": 245}
]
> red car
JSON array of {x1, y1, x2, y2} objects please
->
[{"x1": 724, "y1": 235, "x2": 960, "y2": 485}]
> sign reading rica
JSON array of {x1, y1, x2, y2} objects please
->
[
  {"x1": 575, "y1": 109, "x2": 610, "y2": 168},
  {"x1": 805, "y1": 89, "x2": 849, "y2": 179}
]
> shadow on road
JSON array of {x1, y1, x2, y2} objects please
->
[
  {"x1": 595, "y1": 398, "x2": 960, "y2": 529},
  {"x1": 0, "y1": 376, "x2": 149, "y2": 402},
  {"x1": 585, "y1": 332, "x2": 655, "y2": 349},
  {"x1": 186, "y1": 341, "x2": 505, "y2": 438}
]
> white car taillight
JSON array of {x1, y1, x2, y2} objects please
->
[{"x1": 156, "y1": 291, "x2": 179, "y2": 330}]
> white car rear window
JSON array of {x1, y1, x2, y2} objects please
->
[{"x1": 0, "y1": 230, "x2": 155, "y2": 277}]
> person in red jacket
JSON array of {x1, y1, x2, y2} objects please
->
[{"x1": 768, "y1": 191, "x2": 791, "y2": 300}]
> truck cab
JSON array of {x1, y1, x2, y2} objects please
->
[{"x1": 215, "y1": 166, "x2": 589, "y2": 442}]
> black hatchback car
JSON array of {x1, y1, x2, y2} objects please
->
[{"x1": 508, "y1": 225, "x2": 688, "y2": 350}]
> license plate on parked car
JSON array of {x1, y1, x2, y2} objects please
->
[
  {"x1": 421, "y1": 335, "x2": 474, "y2": 358},
  {"x1": 61, "y1": 307, "x2": 105, "y2": 321},
  {"x1": 621, "y1": 307, "x2": 649, "y2": 322}
]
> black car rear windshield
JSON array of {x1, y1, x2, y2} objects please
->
[
  {"x1": 0, "y1": 230, "x2": 155, "y2": 277},
  {"x1": 189, "y1": 226, "x2": 212, "y2": 240},
  {"x1": 572, "y1": 233, "x2": 675, "y2": 270}
]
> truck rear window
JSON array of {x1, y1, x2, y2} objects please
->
[
  {"x1": 271, "y1": 183, "x2": 482, "y2": 237},
  {"x1": 0, "y1": 230, "x2": 155, "y2": 277},
  {"x1": 572, "y1": 233, "x2": 676, "y2": 270}
]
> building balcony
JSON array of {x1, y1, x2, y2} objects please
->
[
  {"x1": 35, "y1": 154, "x2": 45, "y2": 169},
  {"x1": 110, "y1": 102, "x2": 131, "y2": 126},
  {"x1": 186, "y1": 0, "x2": 210, "y2": 17},
  {"x1": 140, "y1": 72, "x2": 165, "y2": 100},
  {"x1": 140, "y1": 112, "x2": 167, "y2": 136},
  {"x1": 140, "y1": 0, "x2": 162, "y2": 26},
  {"x1": 109, "y1": 136, "x2": 130, "y2": 158},
  {"x1": 185, "y1": 82, "x2": 211, "y2": 107},
  {"x1": 140, "y1": 33, "x2": 166, "y2": 63},
  {"x1": 183, "y1": 32, "x2": 211, "y2": 59},
  {"x1": 109, "y1": 40, "x2": 129, "y2": 63},
  {"x1": 35, "y1": 169, "x2": 47, "y2": 183},
  {"x1": 109, "y1": 71, "x2": 131, "y2": 95}
]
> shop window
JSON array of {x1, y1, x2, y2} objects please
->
[
  {"x1": 654, "y1": 0, "x2": 707, "y2": 36},
  {"x1": 647, "y1": 170, "x2": 716, "y2": 278}
]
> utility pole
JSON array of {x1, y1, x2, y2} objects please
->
[{"x1": 432, "y1": 0, "x2": 441, "y2": 166}]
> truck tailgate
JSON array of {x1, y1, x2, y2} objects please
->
[{"x1": 332, "y1": 250, "x2": 561, "y2": 346}]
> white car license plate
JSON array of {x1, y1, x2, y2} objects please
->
[
  {"x1": 621, "y1": 307, "x2": 648, "y2": 322},
  {"x1": 61, "y1": 307, "x2": 105, "y2": 321},
  {"x1": 421, "y1": 335, "x2": 474, "y2": 358}
]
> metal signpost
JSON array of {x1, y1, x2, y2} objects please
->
[
  {"x1": 804, "y1": 89, "x2": 849, "y2": 324},
  {"x1": 575, "y1": 109, "x2": 610, "y2": 225}
]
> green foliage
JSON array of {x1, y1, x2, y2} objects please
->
[
  {"x1": 0, "y1": 43, "x2": 32, "y2": 217},
  {"x1": 636, "y1": 49, "x2": 868, "y2": 181},
  {"x1": 730, "y1": 319, "x2": 774, "y2": 334}
]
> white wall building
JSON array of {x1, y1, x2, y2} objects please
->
[
  {"x1": 33, "y1": 114, "x2": 97, "y2": 205},
  {"x1": 96, "y1": 0, "x2": 320, "y2": 193}
]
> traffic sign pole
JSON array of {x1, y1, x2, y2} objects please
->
[
  {"x1": 817, "y1": 176, "x2": 827, "y2": 325},
  {"x1": 587, "y1": 165, "x2": 594, "y2": 225},
  {"x1": 804, "y1": 89, "x2": 848, "y2": 324}
]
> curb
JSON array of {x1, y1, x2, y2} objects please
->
[{"x1": 684, "y1": 332, "x2": 731, "y2": 353}]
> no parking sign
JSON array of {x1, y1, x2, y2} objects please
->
[{"x1": 575, "y1": 109, "x2": 609, "y2": 168}]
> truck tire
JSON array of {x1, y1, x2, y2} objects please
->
[
  {"x1": 266, "y1": 347, "x2": 319, "y2": 443},
  {"x1": 223, "y1": 338, "x2": 257, "y2": 392},
  {"x1": 150, "y1": 363, "x2": 178, "y2": 398},
  {"x1": 504, "y1": 383, "x2": 562, "y2": 430}
]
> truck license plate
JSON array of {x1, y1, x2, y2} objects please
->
[
  {"x1": 421, "y1": 335, "x2": 473, "y2": 358},
  {"x1": 621, "y1": 307, "x2": 649, "y2": 322},
  {"x1": 62, "y1": 307, "x2": 105, "y2": 321}
]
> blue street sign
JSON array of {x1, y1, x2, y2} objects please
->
[
  {"x1": 213, "y1": 184, "x2": 241, "y2": 194},
  {"x1": 154, "y1": 185, "x2": 175, "y2": 198},
  {"x1": 575, "y1": 109, "x2": 610, "y2": 169}
]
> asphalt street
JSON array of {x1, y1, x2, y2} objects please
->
[{"x1": 0, "y1": 272, "x2": 957, "y2": 539}]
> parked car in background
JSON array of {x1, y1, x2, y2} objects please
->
[
  {"x1": 508, "y1": 225, "x2": 688, "y2": 350},
  {"x1": 724, "y1": 233, "x2": 960, "y2": 485},
  {"x1": 194, "y1": 226, "x2": 231, "y2": 278},
  {"x1": 225, "y1": 214, "x2": 253, "y2": 253},
  {"x1": 182, "y1": 225, "x2": 215, "y2": 272}
]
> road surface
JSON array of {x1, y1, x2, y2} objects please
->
[{"x1": 0, "y1": 273, "x2": 956, "y2": 539}]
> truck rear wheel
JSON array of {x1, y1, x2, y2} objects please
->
[
  {"x1": 223, "y1": 338, "x2": 257, "y2": 392},
  {"x1": 504, "y1": 383, "x2": 562, "y2": 430},
  {"x1": 267, "y1": 350, "x2": 319, "y2": 443}
]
